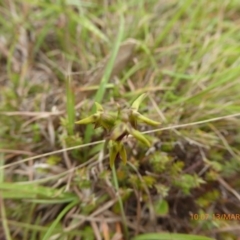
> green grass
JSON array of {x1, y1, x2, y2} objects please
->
[
  {"x1": 0, "y1": 0, "x2": 240, "y2": 239},
  {"x1": 84, "y1": 13, "x2": 125, "y2": 144}
]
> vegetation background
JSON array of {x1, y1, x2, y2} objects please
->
[{"x1": 0, "y1": 0, "x2": 240, "y2": 239}]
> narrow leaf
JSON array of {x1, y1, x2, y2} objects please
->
[
  {"x1": 66, "y1": 76, "x2": 75, "y2": 135},
  {"x1": 131, "y1": 93, "x2": 146, "y2": 110},
  {"x1": 75, "y1": 114, "x2": 98, "y2": 125},
  {"x1": 136, "y1": 112, "x2": 160, "y2": 126},
  {"x1": 133, "y1": 233, "x2": 215, "y2": 240}
]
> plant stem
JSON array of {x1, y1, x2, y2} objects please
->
[
  {"x1": 103, "y1": 138, "x2": 129, "y2": 238},
  {"x1": 112, "y1": 164, "x2": 129, "y2": 239}
]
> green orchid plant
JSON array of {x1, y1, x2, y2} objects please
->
[{"x1": 76, "y1": 94, "x2": 160, "y2": 167}]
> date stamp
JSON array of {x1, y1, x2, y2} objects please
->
[{"x1": 190, "y1": 213, "x2": 240, "y2": 221}]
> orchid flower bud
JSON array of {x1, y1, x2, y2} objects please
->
[{"x1": 76, "y1": 94, "x2": 160, "y2": 167}]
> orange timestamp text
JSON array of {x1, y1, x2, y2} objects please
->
[{"x1": 190, "y1": 213, "x2": 240, "y2": 221}]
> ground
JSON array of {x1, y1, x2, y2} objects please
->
[{"x1": 0, "y1": 0, "x2": 240, "y2": 240}]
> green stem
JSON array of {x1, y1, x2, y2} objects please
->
[{"x1": 112, "y1": 164, "x2": 129, "y2": 239}]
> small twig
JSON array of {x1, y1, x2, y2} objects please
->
[
  {"x1": 0, "y1": 140, "x2": 105, "y2": 170},
  {"x1": 0, "y1": 111, "x2": 63, "y2": 117},
  {"x1": 91, "y1": 221, "x2": 102, "y2": 240},
  {"x1": 65, "y1": 199, "x2": 118, "y2": 232},
  {"x1": 101, "y1": 218, "x2": 110, "y2": 240},
  {"x1": 143, "y1": 112, "x2": 240, "y2": 134},
  {"x1": 72, "y1": 214, "x2": 121, "y2": 223},
  {"x1": 217, "y1": 177, "x2": 240, "y2": 202},
  {"x1": 0, "y1": 149, "x2": 34, "y2": 155},
  {"x1": 206, "y1": 225, "x2": 240, "y2": 234}
]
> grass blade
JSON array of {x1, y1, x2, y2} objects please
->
[
  {"x1": 66, "y1": 76, "x2": 75, "y2": 135},
  {"x1": 42, "y1": 200, "x2": 79, "y2": 240},
  {"x1": 133, "y1": 233, "x2": 215, "y2": 240},
  {"x1": 84, "y1": 14, "x2": 125, "y2": 143}
]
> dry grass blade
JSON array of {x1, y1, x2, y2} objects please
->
[
  {"x1": 0, "y1": 140, "x2": 105, "y2": 170},
  {"x1": 217, "y1": 177, "x2": 240, "y2": 202},
  {"x1": 143, "y1": 113, "x2": 240, "y2": 134}
]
